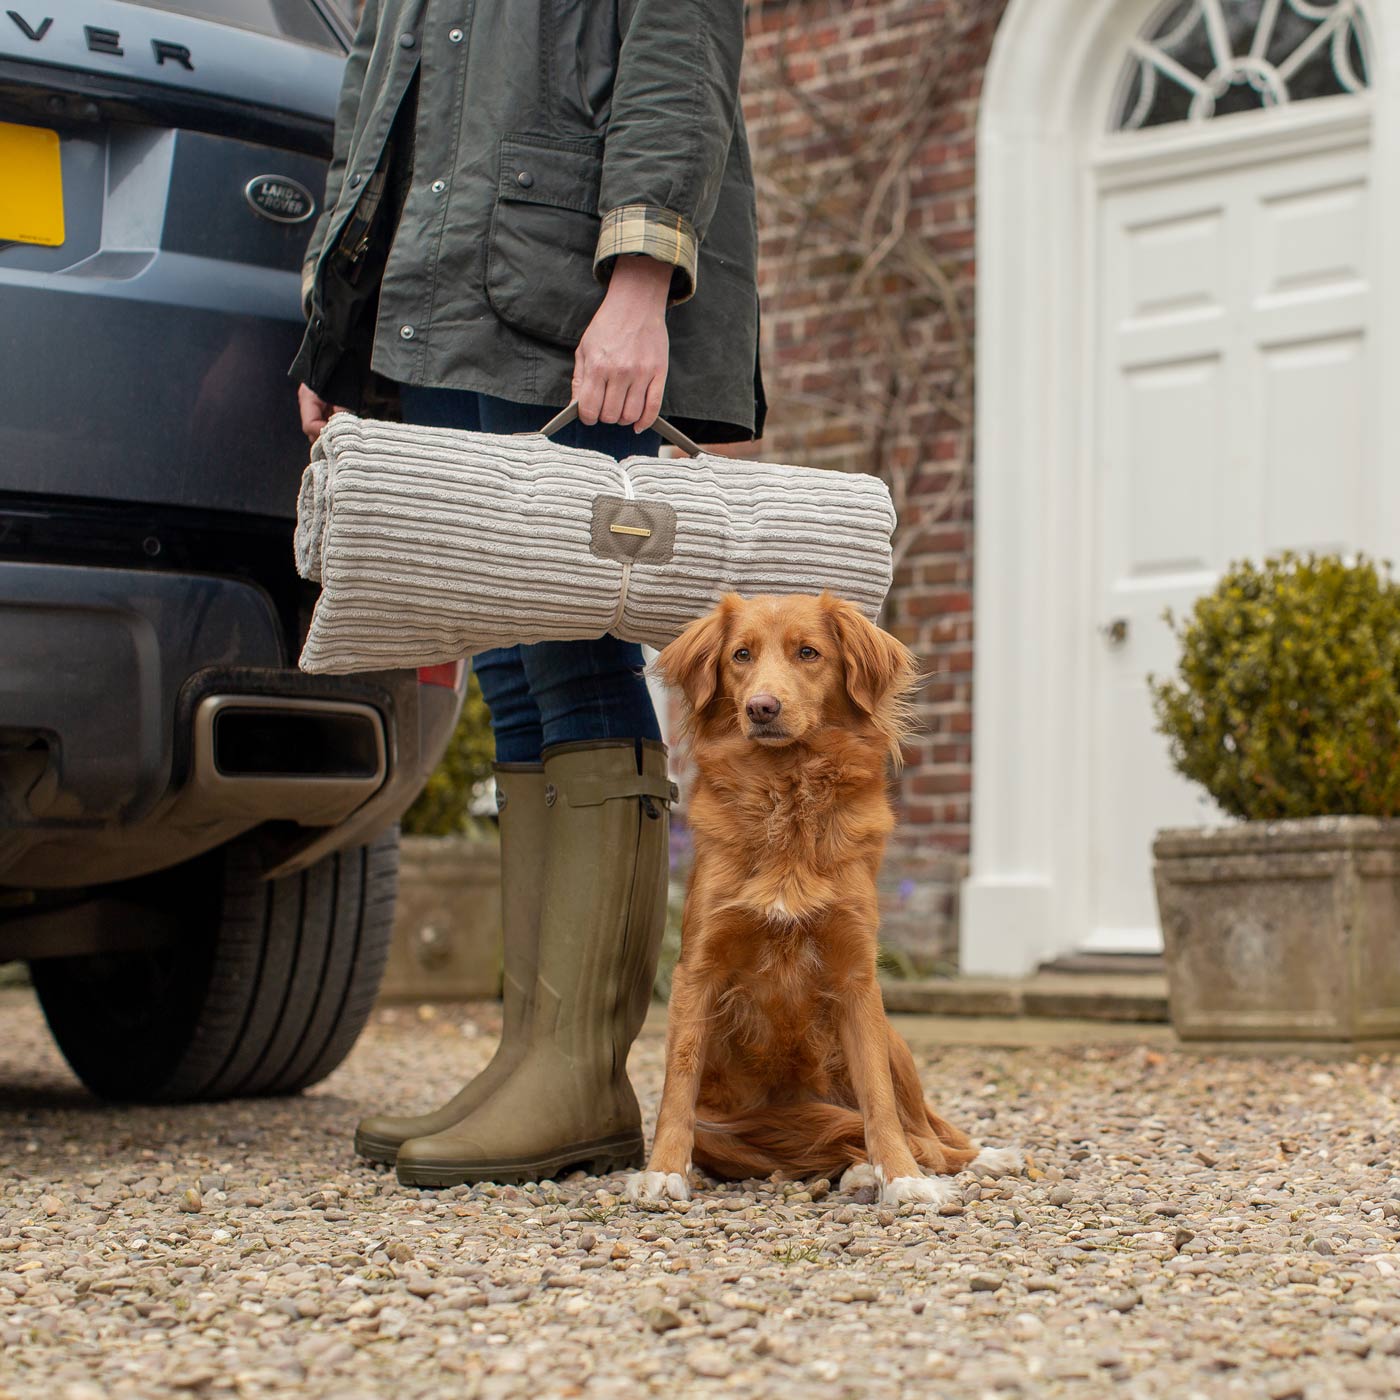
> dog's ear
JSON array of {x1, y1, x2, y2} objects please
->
[
  {"x1": 822, "y1": 594, "x2": 919, "y2": 751},
  {"x1": 655, "y1": 598, "x2": 736, "y2": 715}
]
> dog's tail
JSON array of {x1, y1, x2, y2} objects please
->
[
  {"x1": 692, "y1": 1099, "x2": 981, "y2": 1181},
  {"x1": 692, "y1": 1102, "x2": 868, "y2": 1180}
]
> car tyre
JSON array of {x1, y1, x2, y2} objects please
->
[{"x1": 30, "y1": 826, "x2": 399, "y2": 1103}]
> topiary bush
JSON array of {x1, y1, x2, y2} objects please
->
[
  {"x1": 1151, "y1": 553, "x2": 1400, "y2": 821},
  {"x1": 402, "y1": 671, "x2": 497, "y2": 836}
]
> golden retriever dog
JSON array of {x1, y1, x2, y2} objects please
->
[{"x1": 628, "y1": 593, "x2": 1020, "y2": 1208}]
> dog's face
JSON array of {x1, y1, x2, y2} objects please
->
[
  {"x1": 656, "y1": 593, "x2": 918, "y2": 755},
  {"x1": 718, "y1": 594, "x2": 844, "y2": 747}
]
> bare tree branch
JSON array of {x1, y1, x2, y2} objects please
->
[{"x1": 745, "y1": 0, "x2": 981, "y2": 609}]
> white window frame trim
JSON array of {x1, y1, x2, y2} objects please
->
[
  {"x1": 1114, "y1": 0, "x2": 1373, "y2": 129},
  {"x1": 962, "y1": 0, "x2": 1399, "y2": 976}
]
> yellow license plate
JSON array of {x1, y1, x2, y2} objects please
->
[{"x1": 0, "y1": 121, "x2": 65, "y2": 248}]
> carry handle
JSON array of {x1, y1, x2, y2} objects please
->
[{"x1": 538, "y1": 400, "x2": 702, "y2": 458}]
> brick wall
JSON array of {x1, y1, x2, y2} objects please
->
[{"x1": 730, "y1": 0, "x2": 1008, "y2": 969}]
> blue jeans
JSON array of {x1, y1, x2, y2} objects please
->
[{"x1": 397, "y1": 386, "x2": 664, "y2": 764}]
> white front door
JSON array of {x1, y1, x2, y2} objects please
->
[{"x1": 1089, "y1": 138, "x2": 1374, "y2": 953}]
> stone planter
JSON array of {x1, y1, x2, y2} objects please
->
[
  {"x1": 1153, "y1": 817, "x2": 1400, "y2": 1047},
  {"x1": 379, "y1": 834, "x2": 502, "y2": 1004}
]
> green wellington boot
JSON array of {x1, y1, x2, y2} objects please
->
[
  {"x1": 394, "y1": 739, "x2": 674, "y2": 1187},
  {"x1": 354, "y1": 762, "x2": 548, "y2": 1163}
]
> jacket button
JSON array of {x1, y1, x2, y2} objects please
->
[
  {"x1": 349, "y1": 173, "x2": 362, "y2": 187},
  {"x1": 431, "y1": 179, "x2": 446, "y2": 193},
  {"x1": 399, "y1": 32, "x2": 416, "y2": 47},
  {"x1": 448, "y1": 27, "x2": 463, "y2": 42},
  {"x1": 515, "y1": 170, "x2": 534, "y2": 189},
  {"x1": 399, "y1": 325, "x2": 415, "y2": 340}
]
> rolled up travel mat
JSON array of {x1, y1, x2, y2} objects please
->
[{"x1": 294, "y1": 405, "x2": 896, "y2": 674}]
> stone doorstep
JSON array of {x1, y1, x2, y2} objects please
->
[
  {"x1": 880, "y1": 972, "x2": 1170, "y2": 1023},
  {"x1": 637, "y1": 1002, "x2": 1394, "y2": 1054}
]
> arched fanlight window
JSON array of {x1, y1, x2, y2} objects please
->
[{"x1": 1112, "y1": 0, "x2": 1372, "y2": 131}]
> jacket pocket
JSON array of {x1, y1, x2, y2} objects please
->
[{"x1": 485, "y1": 135, "x2": 606, "y2": 349}]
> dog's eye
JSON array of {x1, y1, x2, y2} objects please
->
[
  {"x1": 798, "y1": 646, "x2": 820, "y2": 661},
  {"x1": 732, "y1": 648, "x2": 751, "y2": 663}
]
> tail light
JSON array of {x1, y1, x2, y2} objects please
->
[{"x1": 417, "y1": 661, "x2": 464, "y2": 689}]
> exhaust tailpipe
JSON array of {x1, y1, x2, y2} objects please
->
[{"x1": 190, "y1": 696, "x2": 388, "y2": 826}]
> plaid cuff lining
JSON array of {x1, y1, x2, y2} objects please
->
[{"x1": 594, "y1": 205, "x2": 699, "y2": 304}]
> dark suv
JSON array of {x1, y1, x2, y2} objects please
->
[{"x1": 0, "y1": 1, "x2": 463, "y2": 1101}]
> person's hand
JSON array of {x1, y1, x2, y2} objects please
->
[
  {"x1": 298, "y1": 383, "x2": 346, "y2": 444},
  {"x1": 573, "y1": 255, "x2": 671, "y2": 433}
]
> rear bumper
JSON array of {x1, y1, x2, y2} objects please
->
[
  {"x1": 0, "y1": 559, "x2": 285, "y2": 826},
  {"x1": 0, "y1": 560, "x2": 462, "y2": 887}
]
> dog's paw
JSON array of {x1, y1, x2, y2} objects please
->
[
  {"x1": 967, "y1": 1145, "x2": 1025, "y2": 1178},
  {"x1": 625, "y1": 1170, "x2": 690, "y2": 1207},
  {"x1": 838, "y1": 1162, "x2": 881, "y2": 1199},
  {"x1": 880, "y1": 1173, "x2": 961, "y2": 1209}
]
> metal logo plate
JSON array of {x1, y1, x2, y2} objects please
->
[{"x1": 244, "y1": 175, "x2": 316, "y2": 225}]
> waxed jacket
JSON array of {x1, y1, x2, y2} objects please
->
[{"x1": 290, "y1": 0, "x2": 764, "y2": 441}]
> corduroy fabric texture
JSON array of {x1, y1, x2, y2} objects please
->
[{"x1": 294, "y1": 413, "x2": 896, "y2": 675}]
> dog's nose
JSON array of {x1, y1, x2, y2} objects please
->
[{"x1": 746, "y1": 694, "x2": 782, "y2": 724}]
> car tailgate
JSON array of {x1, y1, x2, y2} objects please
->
[{"x1": 0, "y1": 3, "x2": 347, "y2": 519}]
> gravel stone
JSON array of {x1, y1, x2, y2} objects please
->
[
  {"x1": 1009, "y1": 1312, "x2": 1043, "y2": 1341},
  {"x1": 1, "y1": 991, "x2": 1398, "y2": 1400},
  {"x1": 688, "y1": 1346, "x2": 732, "y2": 1378},
  {"x1": 644, "y1": 1305, "x2": 682, "y2": 1333}
]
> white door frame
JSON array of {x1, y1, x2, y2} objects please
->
[{"x1": 962, "y1": 0, "x2": 1400, "y2": 976}]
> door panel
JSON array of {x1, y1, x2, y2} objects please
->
[
  {"x1": 1121, "y1": 355, "x2": 1224, "y2": 577},
  {"x1": 1257, "y1": 179, "x2": 1367, "y2": 302},
  {"x1": 1089, "y1": 142, "x2": 1373, "y2": 953},
  {"x1": 1124, "y1": 207, "x2": 1226, "y2": 320},
  {"x1": 1261, "y1": 332, "x2": 1366, "y2": 553}
]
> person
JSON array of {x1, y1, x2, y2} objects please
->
[{"x1": 290, "y1": 0, "x2": 764, "y2": 1188}]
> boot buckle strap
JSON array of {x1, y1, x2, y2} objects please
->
[{"x1": 564, "y1": 774, "x2": 678, "y2": 808}]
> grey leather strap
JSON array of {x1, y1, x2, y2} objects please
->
[
  {"x1": 588, "y1": 495, "x2": 678, "y2": 564},
  {"x1": 538, "y1": 399, "x2": 702, "y2": 458}
]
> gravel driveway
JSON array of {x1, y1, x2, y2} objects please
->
[{"x1": 1, "y1": 987, "x2": 1398, "y2": 1400}]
